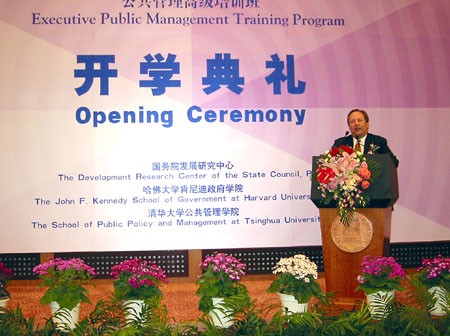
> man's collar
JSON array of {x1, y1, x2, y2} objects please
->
[{"x1": 355, "y1": 134, "x2": 368, "y2": 142}]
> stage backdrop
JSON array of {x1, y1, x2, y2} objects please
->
[{"x1": 1, "y1": 0, "x2": 449, "y2": 253}]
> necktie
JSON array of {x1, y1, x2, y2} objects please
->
[{"x1": 355, "y1": 140, "x2": 361, "y2": 153}]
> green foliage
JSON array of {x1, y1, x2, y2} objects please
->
[
  {"x1": 366, "y1": 291, "x2": 396, "y2": 321},
  {"x1": 0, "y1": 304, "x2": 62, "y2": 336},
  {"x1": 356, "y1": 256, "x2": 405, "y2": 295},
  {"x1": 197, "y1": 295, "x2": 282, "y2": 335},
  {"x1": 365, "y1": 157, "x2": 381, "y2": 181},
  {"x1": 2, "y1": 276, "x2": 450, "y2": 335},
  {"x1": 384, "y1": 303, "x2": 441, "y2": 336},
  {"x1": 0, "y1": 262, "x2": 13, "y2": 299},
  {"x1": 280, "y1": 311, "x2": 322, "y2": 335},
  {"x1": 71, "y1": 298, "x2": 124, "y2": 336},
  {"x1": 356, "y1": 275, "x2": 403, "y2": 295},
  {"x1": 0, "y1": 288, "x2": 10, "y2": 299},
  {"x1": 218, "y1": 295, "x2": 275, "y2": 334},
  {"x1": 267, "y1": 254, "x2": 327, "y2": 309},
  {"x1": 311, "y1": 307, "x2": 371, "y2": 336},
  {"x1": 268, "y1": 272, "x2": 327, "y2": 304},
  {"x1": 110, "y1": 258, "x2": 168, "y2": 303},
  {"x1": 113, "y1": 278, "x2": 163, "y2": 303},
  {"x1": 196, "y1": 267, "x2": 249, "y2": 313},
  {"x1": 34, "y1": 258, "x2": 96, "y2": 310},
  {"x1": 40, "y1": 281, "x2": 91, "y2": 310},
  {"x1": 416, "y1": 255, "x2": 450, "y2": 290},
  {"x1": 401, "y1": 274, "x2": 450, "y2": 334}
]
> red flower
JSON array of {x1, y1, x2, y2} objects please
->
[
  {"x1": 329, "y1": 147, "x2": 340, "y2": 157},
  {"x1": 317, "y1": 167, "x2": 336, "y2": 183},
  {"x1": 361, "y1": 181, "x2": 370, "y2": 189},
  {"x1": 339, "y1": 145, "x2": 354, "y2": 155}
]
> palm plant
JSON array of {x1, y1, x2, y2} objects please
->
[
  {"x1": 219, "y1": 295, "x2": 278, "y2": 335},
  {"x1": 70, "y1": 298, "x2": 124, "y2": 336},
  {"x1": 0, "y1": 304, "x2": 62, "y2": 336},
  {"x1": 399, "y1": 275, "x2": 450, "y2": 335}
]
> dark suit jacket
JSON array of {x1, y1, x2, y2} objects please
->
[{"x1": 332, "y1": 133, "x2": 399, "y2": 167}]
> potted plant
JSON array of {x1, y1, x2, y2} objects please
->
[
  {"x1": 110, "y1": 258, "x2": 168, "y2": 321},
  {"x1": 0, "y1": 262, "x2": 13, "y2": 308},
  {"x1": 196, "y1": 252, "x2": 248, "y2": 328},
  {"x1": 416, "y1": 255, "x2": 450, "y2": 316},
  {"x1": 33, "y1": 257, "x2": 97, "y2": 329},
  {"x1": 356, "y1": 255, "x2": 405, "y2": 318},
  {"x1": 267, "y1": 254, "x2": 326, "y2": 314}
]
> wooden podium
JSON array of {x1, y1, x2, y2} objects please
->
[{"x1": 311, "y1": 154, "x2": 399, "y2": 301}]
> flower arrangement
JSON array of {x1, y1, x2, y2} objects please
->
[
  {"x1": 267, "y1": 254, "x2": 326, "y2": 304},
  {"x1": 110, "y1": 258, "x2": 168, "y2": 303},
  {"x1": 368, "y1": 143, "x2": 380, "y2": 154},
  {"x1": 0, "y1": 262, "x2": 13, "y2": 299},
  {"x1": 416, "y1": 255, "x2": 450, "y2": 289},
  {"x1": 356, "y1": 255, "x2": 406, "y2": 295},
  {"x1": 196, "y1": 252, "x2": 248, "y2": 313},
  {"x1": 33, "y1": 258, "x2": 97, "y2": 310},
  {"x1": 314, "y1": 145, "x2": 380, "y2": 226}
]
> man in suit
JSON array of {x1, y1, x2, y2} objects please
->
[{"x1": 332, "y1": 109, "x2": 399, "y2": 167}]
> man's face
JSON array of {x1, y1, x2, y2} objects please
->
[{"x1": 348, "y1": 111, "x2": 369, "y2": 138}]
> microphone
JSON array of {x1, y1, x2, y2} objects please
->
[
  {"x1": 345, "y1": 131, "x2": 349, "y2": 137},
  {"x1": 355, "y1": 135, "x2": 359, "y2": 140}
]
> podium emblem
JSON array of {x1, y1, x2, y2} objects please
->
[{"x1": 331, "y1": 213, "x2": 373, "y2": 253}]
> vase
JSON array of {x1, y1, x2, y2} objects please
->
[
  {"x1": 208, "y1": 297, "x2": 233, "y2": 328},
  {"x1": 50, "y1": 302, "x2": 80, "y2": 330},
  {"x1": 428, "y1": 286, "x2": 448, "y2": 316},
  {"x1": 0, "y1": 297, "x2": 10, "y2": 310},
  {"x1": 366, "y1": 290, "x2": 395, "y2": 319},
  {"x1": 278, "y1": 292, "x2": 308, "y2": 314},
  {"x1": 123, "y1": 299, "x2": 145, "y2": 322}
]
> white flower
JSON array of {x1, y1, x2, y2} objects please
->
[{"x1": 273, "y1": 254, "x2": 318, "y2": 281}]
